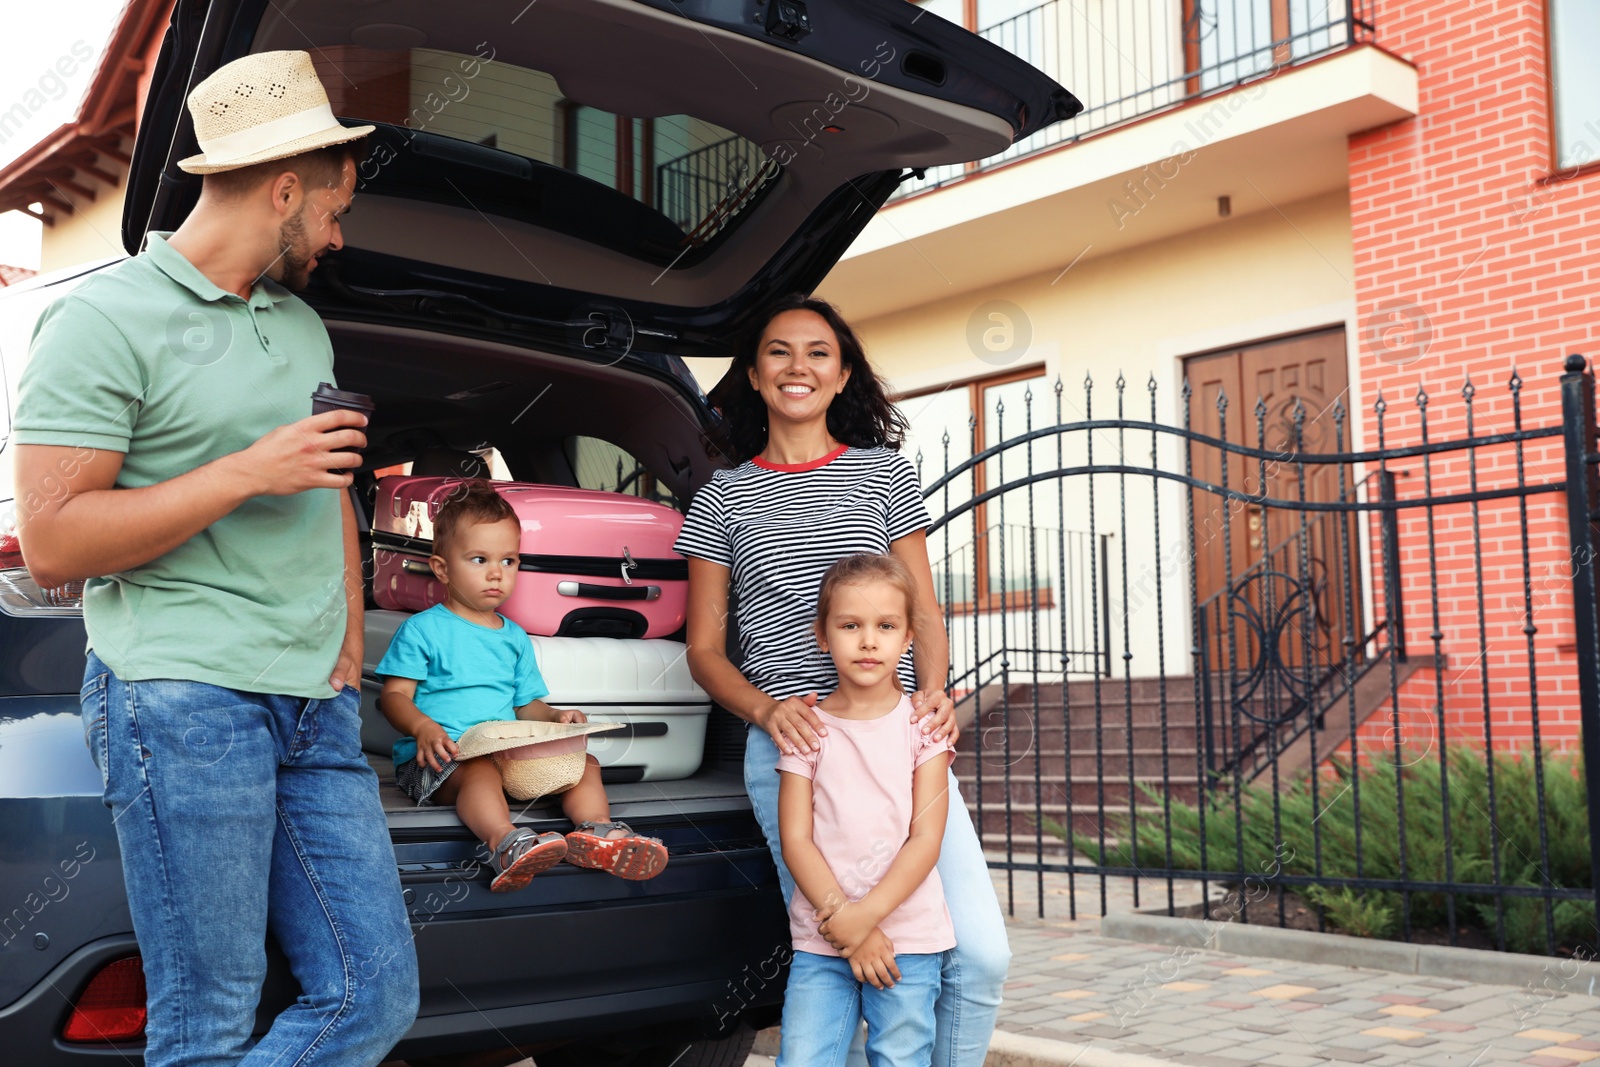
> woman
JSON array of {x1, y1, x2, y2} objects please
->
[{"x1": 675, "y1": 294, "x2": 1009, "y2": 1067}]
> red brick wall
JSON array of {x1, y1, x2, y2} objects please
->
[{"x1": 1345, "y1": 0, "x2": 1600, "y2": 758}]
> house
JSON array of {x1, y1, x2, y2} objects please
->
[
  {"x1": 0, "y1": 0, "x2": 174, "y2": 274},
  {"x1": 805, "y1": 0, "x2": 1415, "y2": 745},
  {"x1": 761, "y1": 0, "x2": 1595, "y2": 764}
]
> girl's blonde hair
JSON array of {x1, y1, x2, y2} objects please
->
[{"x1": 814, "y1": 553, "x2": 918, "y2": 632}]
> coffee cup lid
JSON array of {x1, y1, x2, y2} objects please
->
[{"x1": 311, "y1": 382, "x2": 375, "y2": 413}]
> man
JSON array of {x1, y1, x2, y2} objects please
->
[{"x1": 12, "y1": 50, "x2": 417, "y2": 1067}]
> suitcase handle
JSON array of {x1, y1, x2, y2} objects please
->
[
  {"x1": 556, "y1": 580, "x2": 662, "y2": 602},
  {"x1": 401, "y1": 560, "x2": 435, "y2": 576},
  {"x1": 370, "y1": 533, "x2": 686, "y2": 581}
]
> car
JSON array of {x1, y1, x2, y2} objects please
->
[{"x1": 0, "y1": 1, "x2": 1078, "y2": 1063}]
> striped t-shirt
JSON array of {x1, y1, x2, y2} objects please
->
[{"x1": 674, "y1": 444, "x2": 930, "y2": 701}]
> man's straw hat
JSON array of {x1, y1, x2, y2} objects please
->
[{"x1": 177, "y1": 51, "x2": 374, "y2": 175}]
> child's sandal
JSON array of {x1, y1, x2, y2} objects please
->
[
  {"x1": 489, "y1": 829, "x2": 568, "y2": 892},
  {"x1": 564, "y1": 820, "x2": 669, "y2": 881}
]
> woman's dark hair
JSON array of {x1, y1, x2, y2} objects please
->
[{"x1": 706, "y1": 294, "x2": 908, "y2": 466}]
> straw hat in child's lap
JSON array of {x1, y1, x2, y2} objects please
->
[{"x1": 454, "y1": 720, "x2": 623, "y2": 801}]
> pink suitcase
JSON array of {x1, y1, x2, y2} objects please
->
[{"x1": 370, "y1": 477, "x2": 687, "y2": 639}]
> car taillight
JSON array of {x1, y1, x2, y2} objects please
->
[
  {"x1": 0, "y1": 507, "x2": 22, "y2": 569},
  {"x1": 61, "y1": 956, "x2": 147, "y2": 1043},
  {"x1": 0, "y1": 500, "x2": 83, "y2": 615}
]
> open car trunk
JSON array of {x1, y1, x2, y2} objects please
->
[
  {"x1": 328, "y1": 317, "x2": 753, "y2": 835},
  {"x1": 126, "y1": 0, "x2": 1081, "y2": 355}
]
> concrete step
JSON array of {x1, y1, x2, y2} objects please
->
[
  {"x1": 954, "y1": 747, "x2": 1204, "y2": 779},
  {"x1": 975, "y1": 829, "x2": 1144, "y2": 854},
  {"x1": 977, "y1": 830, "x2": 1075, "y2": 856},
  {"x1": 1039, "y1": 679, "x2": 1203, "y2": 702},
  {"x1": 968, "y1": 698, "x2": 1286, "y2": 729},
  {"x1": 957, "y1": 775, "x2": 1201, "y2": 808},
  {"x1": 967, "y1": 801, "x2": 1187, "y2": 840},
  {"x1": 966, "y1": 723, "x2": 1208, "y2": 753}
]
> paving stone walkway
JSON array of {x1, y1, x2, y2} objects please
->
[{"x1": 1000, "y1": 916, "x2": 1600, "y2": 1066}]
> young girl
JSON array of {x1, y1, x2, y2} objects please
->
[
  {"x1": 775, "y1": 554, "x2": 956, "y2": 1067},
  {"x1": 376, "y1": 479, "x2": 668, "y2": 891},
  {"x1": 679, "y1": 294, "x2": 1008, "y2": 1067}
]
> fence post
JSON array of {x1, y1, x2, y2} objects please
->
[
  {"x1": 1197, "y1": 607, "x2": 1216, "y2": 784},
  {"x1": 1101, "y1": 534, "x2": 1113, "y2": 677},
  {"x1": 1378, "y1": 470, "x2": 1406, "y2": 663},
  {"x1": 1558, "y1": 354, "x2": 1600, "y2": 942}
]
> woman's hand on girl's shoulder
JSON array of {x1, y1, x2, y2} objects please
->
[
  {"x1": 758, "y1": 693, "x2": 826, "y2": 756},
  {"x1": 909, "y1": 688, "x2": 959, "y2": 745}
]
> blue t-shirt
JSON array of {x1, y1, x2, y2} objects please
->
[{"x1": 375, "y1": 604, "x2": 550, "y2": 767}]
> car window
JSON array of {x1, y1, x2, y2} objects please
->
[
  {"x1": 566, "y1": 436, "x2": 679, "y2": 509},
  {"x1": 0, "y1": 285, "x2": 60, "y2": 446},
  {"x1": 372, "y1": 447, "x2": 512, "y2": 481},
  {"x1": 0, "y1": 273, "x2": 98, "y2": 491},
  {"x1": 305, "y1": 43, "x2": 778, "y2": 253}
]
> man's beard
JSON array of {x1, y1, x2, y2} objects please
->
[{"x1": 276, "y1": 208, "x2": 315, "y2": 291}]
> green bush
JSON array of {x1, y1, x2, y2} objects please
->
[{"x1": 1050, "y1": 746, "x2": 1594, "y2": 955}]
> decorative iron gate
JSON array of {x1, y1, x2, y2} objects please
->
[{"x1": 919, "y1": 358, "x2": 1600, "y2": 956}]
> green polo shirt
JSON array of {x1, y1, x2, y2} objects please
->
[{"x1": 13, "y1": 232, "x2": 347, "y2": 699}]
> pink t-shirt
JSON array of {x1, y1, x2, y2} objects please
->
[{"x1": 775, "y1": 694, "x2": 957, "y2": 956}]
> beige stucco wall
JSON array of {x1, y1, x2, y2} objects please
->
[
  {"x1": 782, "y1": 188, "x2": 1357, "y2": 681},
  {"x1": 842, "y1": 188, "x2": 1353, "y2": 398},
  {"x1": 39, "y1": 176, "x2": 126, "y2": 273},
  {"x1": 686, "y1": 188, "x2": 1354, "y2": 404}
]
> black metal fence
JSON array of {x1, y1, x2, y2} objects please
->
[
  {"x1": 920, "y1": 359, "x2": 1600, "y2": 956},
  {"x1": 895, "y1": 0, "x2": 1375, "y2": 197}
]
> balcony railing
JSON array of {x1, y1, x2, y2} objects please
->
[
  {"x1": 893, "y1": 0, "x2": 1375, "y2": 198},
  {"x1": 655, "y1": 134, "x2": 778, "y2": 244}
]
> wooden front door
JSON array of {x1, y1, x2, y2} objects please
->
[{"x1": 1186, "y1": 329, "x2": 1355, "y2": 687}]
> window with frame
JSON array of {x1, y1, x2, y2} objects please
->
[
  {"x1": 320, "y1": 45, "x2": 776, "y2": 250},
  {"x1": 558, "y1": 104, "x2": 765, "y2": 236},
  {"x1": 895, "y1": 366, "x2": 1060, "y2": 614},
  {"x1": 565, "y1": 436, "x2": 680, "y2": 509},
  {"x1": 1549, "y1": 0, "x2": 1600, "y2": 170}
]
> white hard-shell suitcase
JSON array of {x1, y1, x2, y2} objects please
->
[
  {"x1": 528, "y1": 635, "x2": 709, "y2": 783},
  {"x1": 359, "y1": 611, "x2": 709, "y2": 783},
  {"x1": 359, "y1": 609, "x2": 411, "y2": 759}
]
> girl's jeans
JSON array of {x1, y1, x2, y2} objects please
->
[
  {"x1": 80, "y1": 651, "x2": 419, "y2": 1067},
  {"x1": 746, "y1": 725, "x2": 1010, "y2": 1067},
  {"x1": 776, "y1": 951, "x2": 945, "y2": 1067}
]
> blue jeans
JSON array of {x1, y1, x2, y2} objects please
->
[
  {"x1": 746, "y1": 726, "x2": 1010, "y2": 1067},
  {"x1": 777, "y1": 951, "x2": 944, "y2": 1067},
  {"x1": 80, "y1": 651, "x2": 419, "y2": 1067}
]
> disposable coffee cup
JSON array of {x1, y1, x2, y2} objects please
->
[
  {"x1": 311, "y1": 382, "x2": 375, "y2": 419},
  {"x1": 311, "y1": 382, "x2": 375, "y2": 474}
]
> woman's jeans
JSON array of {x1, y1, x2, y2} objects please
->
[
  {"x1": 80, "y1": 651, "x2": 419, "y2": 1067},
  {"x1": 746, "y1": 726, "x2": 1010, "y2": 1067},
  {"x1": 776, "y1": 951, "x2": 945, "y2": 1067}
]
